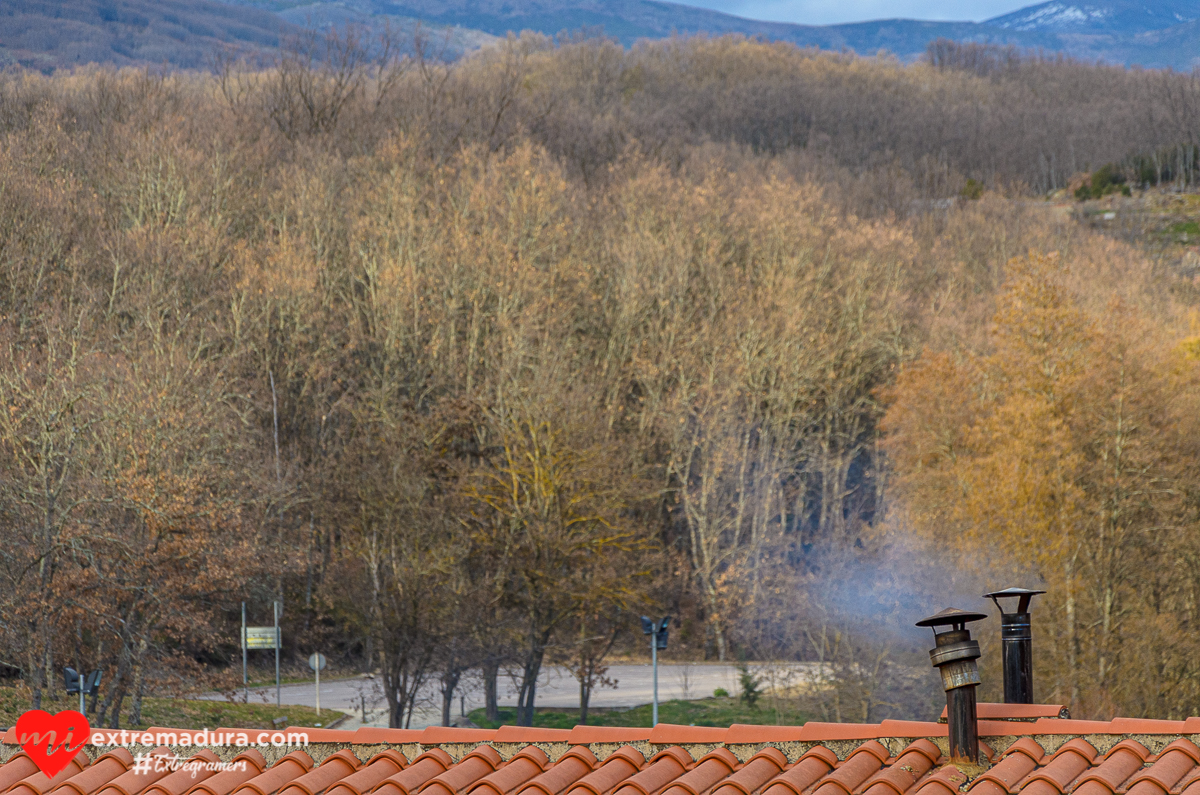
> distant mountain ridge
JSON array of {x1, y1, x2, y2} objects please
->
[
  {"x1": 3, "y1": 0, "x2": 1200, "y2": 72},
  {"x1": 0, "y1": 0, "x2": 291, "y2": 70},
  {"x1": 986, "y1": 0, "x2": 1198, "y2": 33},
  {"x1": 227, "y1": 0, "x2": 1200, "y2": 68}
]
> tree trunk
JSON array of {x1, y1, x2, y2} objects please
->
[
  {"x1": 483, "y1": 658, "x2": 500, "y2": 723},
  {"x1": 1065, "y1": 557, "x2": 1080, "y2": 712},
  {"x1": 516, "y1": 631, "x2": 550, "y2": 726},
  {"x1": 441, "y1": 669, "x2": 461, "y2": 727},
  {"x1": 128, "y1": 638, "x2": 150, "y2": 727}
]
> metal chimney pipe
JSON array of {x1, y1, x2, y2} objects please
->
[
  {"x1": 917, "y1": 608, "x2": 987, "y2": 765},
  {"x1": 984, "y1": 588, "x2": 1045, "y2": 704}
]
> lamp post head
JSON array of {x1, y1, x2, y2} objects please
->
[
  {"x1": 656, "y1": 617, "x2": 670, "y2": 649},
  {"x1": 63, "y1": 667, "x2": 81, "y2": 695}
]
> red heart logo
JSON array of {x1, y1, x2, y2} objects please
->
[{"x1": 15, "y1": 710, "x2": 90, "y2": 778}]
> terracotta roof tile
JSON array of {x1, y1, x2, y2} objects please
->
[
  {"x1": 325, "y1": 751, "x2": 408, "y2": 795},
  {"x1": 566, "y1": 728, "x2": 653, "y2": 745},
  {"x1": 515, "y1": 747, "x2": 597, "y2": 795},
  {"x1": 760, "y1": 746, "x2": 839, "y2": 795},
  {"x1": 710, "y1": 747, "x2": 786, "y2": 795},
  {"x1": 1032, "y1": 721, "x2": 1116, "y2": 736},
  {"x1": 420, "y1": 729, "x2": 498, "y2": 745},
  {"x1": 979, "y1": 722, "x2": 1054, "y2": 738},
  {"x1": 143, "y1": 749, "x2": 222, "y2": 795},
  {"x1": 811, "y1": 741, "x2": 891, "y2": 795},
  {"x1": 374, "y1": 750, "x2": 454, "y2": 795},
  {"x1": 611, "y1": 747, "x2": 693, "y2": 795},
  {"x1": 723, "y1": 725, "x2": 805, "y2": 745},
  {"x1": 1020, "y1": 739, "x2": 1097, "y2": 795},
  {"x1": 278, "y1": 749, "x2": 360, "y2": 795},
  {"x1": 969, "y1": 739, "x2": 1043, "y2": 795},
  {"x1": 232, "y1": 750, "x2": 312, "y2": 795},
  {"x1": 95, "y1": 748, "x2": 175, "y2": 795},
  {"x1": 419, "y1": 746, "x2": 503, "y2": 795},
  {"x1": 877, "y1": 721, "x2": 948, "y2": 738},
  {"x1": 1125, "y1": 739, "x2": 1200, "y2": 795},
  {"x1": 564, "y1": 745, "x2": 644, "y2": 795},
  {"x1": 940, "y1": 705, "x2": 1068, "y2": 722},
  {"x1": 9, "y1": 713, "x2": 1200, "y2": 795},
  {"x1": 798, "y1": 724, "x2": 883, "y2": 742},
  {"x1": 49, "y1": 749, "x2": 135, "y2": 795},
  {"x1": 1108, "y1": 721, "x2": 1188, "y2": 735},
  {"x1": 7, "y1": 750, "x2": 92, "y2": 795},
  {"x1": 283, "y1": 729, "x2": 355, "y2": 744},
  {"x1": 493, "y1": 729, "x2": 573, "y2": 744},
  {"x1": 0, "y1": 753, "x2": 42, "y2": 792},
  {"x1": 659, "y1": 749, "x2": 738, "y2": 795},
  {"x1": 1049, "y1": 740, "x2": 1099, "y2": 764},
  {"x1": 468, "y1": 747, "x2": 550, "y2": 795},
  {"x1": 351, "y1": 729, "x2": 424, "y2": 744},
  {"x1": 913, "y1": 764, "x2": 970, "y2": 795},
  {"x1": 185, "y1": 750, "x2": 266, "y2": 795},
  {"x1": 861, "y1": 739, "x2": 942, "y2": 795},
  {"x1": 1178, "y1": 770, "x2": 1200, "y2": 795},
  {"x1": 1070, "y1": 741, "x2": 1147, "y2": 795},
  {"x1": 648, "y1": 727, "x2": 726, "y2": 745}
]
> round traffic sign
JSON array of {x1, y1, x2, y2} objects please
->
[{"x1": 308, "y1": 652, "x2": 326, "y2": 672}]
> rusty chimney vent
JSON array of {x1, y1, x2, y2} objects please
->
[
  {"x1": 917, "y1": 607, "x2": 987, "y2": 765},
  {"x1": 984, "y1": 587, "x2": 1045, "y2": 705}
]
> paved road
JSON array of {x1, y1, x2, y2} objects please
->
[{"x1": 211, "y1": 663, "x2": 816, "y2": 730}]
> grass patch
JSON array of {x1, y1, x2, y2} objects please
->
[
  {"x1": 469, "y1": 697, "x2": 813, "y2": 729},
  {"x1": 1170, "y1": 221, "x2": 1200, "y2": 236},
  {"x1": 0, "y1": 686, "x2": 331, "y2": 731}
]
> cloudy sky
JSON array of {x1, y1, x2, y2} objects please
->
[{"x1": 678, "y1": 0, "x2": 1038, "y2": 25}]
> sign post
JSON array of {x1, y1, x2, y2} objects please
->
[
  {"x1": 274, "y1": 601, "x2": 281, "y2": 708},
  {"x1": 308, "y1": 653, "x2": 327, "y2": 716},
  {"x1": 240, "y1": 612, "x2": 282, "y2": 706},
  {"x1": 242, "y1": 603, "x2": 248, "y2": 703},
  {"x1": 640, "y1": 616, "x2": 671, "y2": 726}
]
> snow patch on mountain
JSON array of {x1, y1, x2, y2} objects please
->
[{"x1": 993, "y1": 3, "x2": 1109, "y2": 30}]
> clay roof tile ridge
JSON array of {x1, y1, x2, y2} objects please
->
[
  {"x1": 1124, "y1": 740, "x2": 1200, "y2": 795},
  {"x1": 144, "y1": 749, "x2": 223, "y2": 795},
  {"x1": 759, "y1": 746, "x2": 838, "y2": 795},
  {"x1": 277, "y1": 749, "x2": 361, "y2": 795},
  {"x1": 48, "y1": 748, "x2": 135, "y2": 795},
  {"x1": 561, "y1": 745, "x2": 644, "y2": 795},
  {"x1": 6, "y1": 750, "x2": 93, "y2": 795},
  {"x1": 512, "y1": 746, "x2": 598, "y2": 795},
  {"x1": 229, "y1": 750, "x2": 313, "y2": 795},
  {"x1": 95, "y1": 747, "x2": 175, "y2": 795},
  {"x1": 326, "y1": 751, "x2": 409, "y2": 795},
  {"x1": 709, "y1": 748, "x2": 788, "y2": 795}
]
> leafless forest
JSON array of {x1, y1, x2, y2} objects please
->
[{"x1": 3, "y1": 31, "x2": 1200, "y2": 729}]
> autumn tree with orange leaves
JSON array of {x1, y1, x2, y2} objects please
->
[{"x1": 884, "y1": 253, "x2": 1200, "y2": 718}]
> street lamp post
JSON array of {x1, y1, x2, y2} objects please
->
[
  {"x1": 640, "y1": 616, "x2": 671, "y2": 726},
  {"x1": 64, "y1": 667, "x2": 102, "y2": 714}
]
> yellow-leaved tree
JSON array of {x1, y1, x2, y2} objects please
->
[{"x1": 884, "y1": 253, "x2": 1200, "y2": 717}]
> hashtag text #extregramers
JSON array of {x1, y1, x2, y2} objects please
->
[{"x1": 132, "y1": 754, "x2": 248, "y2": 777}]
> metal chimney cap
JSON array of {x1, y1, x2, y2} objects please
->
[
  {"x1": 983, "y1": 587, "x2": 1046, "y2": 598},
  {"x1": 916, "y1": 607, "x2": 988, "y2": 628},
  {"x1": 985, "y1": 588, "x2": 1046, "y2": 614}
]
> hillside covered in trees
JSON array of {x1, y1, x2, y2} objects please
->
[{"x1": 2, "y1": 33, "x2": 1200, "y2": 730}]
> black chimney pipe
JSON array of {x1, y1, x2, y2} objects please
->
[
  {"x1": 917, "y1": 607, "x2": 987, "y2": 765},
  {"x1": 984, "y1": 588, "x2": 1045, "y2": 704}
]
